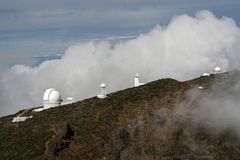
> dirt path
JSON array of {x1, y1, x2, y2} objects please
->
[
  {"x1": 44, "y1": 140, "x2": 50, "y2": 155},
  {"x1": 44, "y1": 127, "x2": 57, "y2": 156}
]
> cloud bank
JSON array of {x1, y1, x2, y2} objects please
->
[{"x1": 1, "y1": 10, "x2": 240, "y2": 116}]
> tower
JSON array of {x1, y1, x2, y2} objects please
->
[
  {"x1": 134, "y1": 73, "x2": 140, "y2": 87},
  {"x1": 97, "y1": 83, "x2": 107, "y2": 98},
  {"x1": 134, "y1": 73, "x2": 145, "y2": 87}
]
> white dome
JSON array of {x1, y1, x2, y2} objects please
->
[
  {"x1": 214, "y1": 66, "x2": 221, "y2": 72},
  {"x1": 100, "y1": 83, "x2": 106, "y2": 88},
  {"x1": 202, "y1": 73, "x2": 210, "y2": 77},
  {"x1": 43, "y1": 88, "x2": 61, "y2": 103}
]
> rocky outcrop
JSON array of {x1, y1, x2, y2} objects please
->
[{"x1": 54, "y1": 122, "x2": 74, "y2": 156}]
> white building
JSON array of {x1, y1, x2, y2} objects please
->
[
  {"x1": 43, "y1": 88, "x2": 62, "y2": 109},
  {"x1": 202, "y1": 73, "x2": 210, "y2": 77},
  {"x1": 12, "y1": 116, "x2": 33, "y2": 123},
  {"x1": 198, "y1": 86, "x2": 204, "y2": 89},
  {"x1": 97, "y1": 83, "x2": 107, "y2": 99},
  {"x1": 134, "y1": 73, "x2": 145, "y2": 87},
  {"x1": 32, "y1": 88, "x2": 73, "y2": 112},
  {"x1": 213, "y1": 66, "x2": 222, "y2": 74},
  {"x1": 61, "y1": 97, "x2": 75, "y2": 105},
  {"x1": 32, "y1": 107, "x2": 44, "y2": 112}
]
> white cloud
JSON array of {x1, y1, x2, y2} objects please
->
[{"x1": 1, "y1": 10, "x2": 240, "y2": 116}]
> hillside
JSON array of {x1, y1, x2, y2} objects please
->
[{"x1": 1, "y1": 71, "x2": 240, "y2": 160}]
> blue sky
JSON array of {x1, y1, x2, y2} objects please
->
[{"x1": 0, "y1": 0, "x2": 240, "y2": 67}]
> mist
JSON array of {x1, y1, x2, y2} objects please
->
[
  {"x1": 1, "y1": 10, "x2": 240, "y2": 116},
  {"x1": 190, "y1": 72, "x2": 240, "y2": 136},
  {"x1": 171, "y1": 71, "x2": 240, "y2": 139}
]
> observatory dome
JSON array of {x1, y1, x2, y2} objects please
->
[
  {"x1": 100, "y1": 83, "x2": 106, "y2": 88},
  {"x1": 202, "y1": 73, "x2": 210, "y2": 77},
  {"x1": 214, "y1": 66, "x2": 221, "y2": 72},
  {"x1": 43, "y1": 88, "x2": 61, "y2": 102},
  {"x1": 43, "y1": 88, "x2": 61, "y2": 109}
]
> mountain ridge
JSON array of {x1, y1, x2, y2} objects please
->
[{"x1": 1, "y1": 72, "x2": 240, "y2": 160}]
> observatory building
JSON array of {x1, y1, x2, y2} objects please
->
[
  {"x1": 97, "y1": 83, "x2": 107, "y2": 99},
  {"x1": 61, "y1": 97, "x2": 74, "y2": 105},
  {"x1": 43, "y1": 88, "x2": 62, "y2": 109},
  {"x1": 202, "y1": 73, "x2": 210, "y2": 77},
  {"x1": 12, "y1": 109, "x2": 33, "y2": 123},
  {"x1": 12, "y1": 116, "x2": 33, "y2": 123},
  {"x1": 213, "y1": 66, "x2": 222, "y2": 74},
  {"x1": 134, "y1": 73, "x2": 145, "y2": 87}
]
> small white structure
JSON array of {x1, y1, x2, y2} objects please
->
[
  {"x1": 213, "y1": 66, "x2": 222, "y2": 74},
  {"x1": 43, "y1": 88, "x2": 62, "y2": 109},
  {"x1": 97, "y1": 83, "x2": 107, "y2": 99},
  {"x1": 12, "y1": 116, "x2": 33, "y2": 123},
  {"x1": 61, "y1": 97, "x2": 75, "y2": 105},
  {"x1": 67, "y1": 97, "x2": 74, "y2": 101},
  {"x1": 202, "y1": 73, "x2": 210, "y2": 77},
  {"x1": 32, "y1": 108, "x2": 44, "y2": 112},
  {"x1": 134, "y1": 73, "x2": 145, "y2": 87},
  {"x1": 32, "y1": 107, "x2": 43, "y2": 112},
  {"x1": 198, "y1": 86, "x2": 204, "y2": 89}
]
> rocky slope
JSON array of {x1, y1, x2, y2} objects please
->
[{"x1": 1, "y1": 71, "x2": 240, "y2": 160}]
